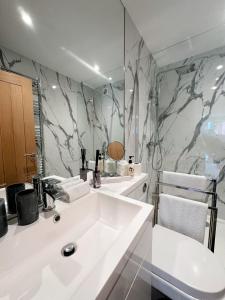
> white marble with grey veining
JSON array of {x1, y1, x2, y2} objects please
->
[
  {"x1": 0, "y1": 45, "x2": 126, "y2": 178},
  {"x1": 156, "y1": 46, "x2": 225, "y2": 218},
  {"x1": 0, "y1": 45, "x2": 95, "y2": 177},
  {"x1": 124, "y1": 12, "x2": 158, "y2": 202},
  {"x1": 93, "y1": 81, "x2": 124, "y2": 153}
]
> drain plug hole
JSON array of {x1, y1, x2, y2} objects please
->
[{"x1": 61, "y1": 243, "x2": 77, "y2": 257}]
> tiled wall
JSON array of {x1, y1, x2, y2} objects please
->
[
  {"x1": 0, "y1": 45, "x2": 125, "y2": 177},
  {"x1": 124, "y1": 11, "x2": 158, "y2": 200},
  {"x1": 156, "y1": 46, "x2": 225, "y2": 218},
  {"x1": 93, "y1": 81, "x2": 125, "y2": 152},
  {"x1": 0, "y1": 45, "x2": 95, "y2": 177}
]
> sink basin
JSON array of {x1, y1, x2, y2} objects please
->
[{"x1": 0, "y1": 190, "x2": 152, "y2": 300}]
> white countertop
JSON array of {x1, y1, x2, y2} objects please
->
[
  {"x1": 99, "y1": 173, "x2": 148, "y2": 196},
  {"x1": 0, "y1": 173, "x2": 149, "y2": 237}
]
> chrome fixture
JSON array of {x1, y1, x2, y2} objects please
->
[
  {"x1": 61, "y1": 243, "x2": 77, "y2": 257},
  {"x1": 32, "y1": 176, "x2": 62, "y2": 211}
]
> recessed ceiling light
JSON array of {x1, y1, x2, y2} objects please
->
[
  {"x1": 94, "y1": 64, "x2": 100, "y2": 72},
  {"x1": 130, "y1": 89, "x2": 134, "y2": 93},
  {"x1": 52, "y1": 85, "x2": 57, "y2": 89},
  {"x1": 211, "y1": 86, "x2": 217, "y2": 90},
  {"x1": 61, "y1": 47, "x2": 109, "y2": 81},
  {"x1": 216, "y1": 65, "x2": 223, "y2": 70},
  {"x1": 108, "y1": 77, "x2": 112, "y2": 81},
  {"x1": 18, "y1": 7, "x2": 33, "y2": 28}
]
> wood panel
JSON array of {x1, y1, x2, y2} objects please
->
[
  {"x1": 0, "y1": 70, "x2": 28, "y2": 86},
  {"x1": 0, "y1": 80, "x2": 18, "y2": 185},
  {"x1": 0, "y1": 70, "x2": 37, "y2": 185},
  {"x1": 10, "y1": 84, "x2": 27, "y2": 183}
]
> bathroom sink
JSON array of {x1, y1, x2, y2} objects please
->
[{"x1": 0, "y1": 190, "x2": 152, "y2": 300}]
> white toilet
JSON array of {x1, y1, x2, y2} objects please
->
[{"x1": 151, "y1": 225, "x2": 225, "y2": 300}]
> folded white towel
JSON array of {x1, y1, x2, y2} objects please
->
[
  {"x1": 59, "y1": 176, "x2": 81, "y2": 186},
  {"x1": 158, "y1": 193, "x2": 208, "y2": 243},
  {"x1": 162, "y1": 171, "x2": 209, "y2": 202},
  {"x1": 58, "y1": 179, "x2": 84, "y2": 190},
  {"x1": 60, "y1": 181, "x2": 90, "y2": 203}
]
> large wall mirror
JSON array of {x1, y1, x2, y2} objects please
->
[{"x1": 0, "y1": 0, "x2": 125, "y2": 184}]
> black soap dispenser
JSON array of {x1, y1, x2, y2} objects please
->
[
  {"x1": 93, "y1": 150, "x2": 101, "y2": 188},
  {"x1": 0, "y1": 199, "x2": 8, "y2": 238},
  {"x1": 80, "y1": 148, "x2": 88, "y2": 181}
]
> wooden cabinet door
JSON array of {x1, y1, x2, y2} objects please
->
[{"x1": 0, "y1": 70, "x2": 37, "y2": 186}]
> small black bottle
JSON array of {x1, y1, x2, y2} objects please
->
[
  {"x1": 6, "y1": 183, "x2": 25, "y2": 214},
  {"x1": 80, "y1": 148, "x2": 87, "y2": 181},
  {"x1": 16, "y1": 189, "x2": 39, "y2": 226},
  {"x1": 0, "y1": 199, "x2": 8, "y2": 238}
]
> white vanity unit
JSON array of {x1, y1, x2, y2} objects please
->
[
  {"x1": 96, "y1": 173, "x2": 152, "y2": 299},
  {"x1": 0, "y1": 189, "x2": 153, "y2": 300},
  {"x1": 100, "y1": 173, "x2": 149, "y2": 202}
]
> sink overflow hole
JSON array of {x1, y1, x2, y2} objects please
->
[
  {"x1": 53, "y1": 214, "x2": 61, "y2": 223},
  {"x1": 61, "y1": 243, "x2": 77, "y2": 257}
]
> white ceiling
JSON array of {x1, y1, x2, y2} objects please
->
[
  {"x1": 122, "y1": 0, "x2": 225, "y2": 66},
  {"x1": 0, "y1": 0, "x2": 124, "y2": 88}
]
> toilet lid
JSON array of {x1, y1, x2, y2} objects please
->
[{"x1": 152, "y1": 225, "x2": 225, "y2": 299}]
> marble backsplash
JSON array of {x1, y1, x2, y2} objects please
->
[{"x1": 156, "y1": 46, "x2": 225, "y2": 218}]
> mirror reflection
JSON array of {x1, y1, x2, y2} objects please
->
[{"x1": 0, "y1": 0, "x2": 125, "y2": 187}]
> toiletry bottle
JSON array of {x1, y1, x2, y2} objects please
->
[
  {"x1": 102, "y1": 151, "x2": 106, "y2": 176},
  {"x1": 134, "y1": 162, "x2": 142, "y2": 176},
  {"x1": 93, "y1": 150, "x2": 101, "y2": 188},
  {"x1": 128, "y1": 156, "x2": 135, "y2": 176},
  {"x1": 117, "y1": 160, "x2": 128, "y2": 176},
  {"x1": 80, "y1": 148, "x2": 88, "y2": 181},
  {"x1": 98, "y1": 153, "x2": 104, "y2": 174},
  {"x1": 105, "y1": 159, "x2": 116, "y2": 176}
]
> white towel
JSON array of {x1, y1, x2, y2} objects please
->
[
  {"x1": 59, "y1": 176, "x2": 81, "y2": 186},
  {"x1": 58, "y1": 179, "x2": 84, "y2": 190},
  {"x1": 59, "y1": 181, "x2": 90, "y2": 202},
  {"x1": 162, "y1": 171, "x2": 209, "y2": 202},
  {"x1": 158, "y1": 193, "x2": 208, "y2": 243}
]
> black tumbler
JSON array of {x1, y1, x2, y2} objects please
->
[
  {"x1": 16, "y1": 189, "x2": 39, "y2": 226},
  {"x1": 0, "y1": 199, "x2": 8, "y2": 238},
  {"x1": 6, "y1": 183, "x2": 25, "y2": 214}
]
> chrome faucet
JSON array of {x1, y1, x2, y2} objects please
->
[
  {"x1": 32, "y1": 176, "x2": 61, "y2": 211},
  {"x1": 41, "y1": 180, "x2": 57, "y2": 211}
]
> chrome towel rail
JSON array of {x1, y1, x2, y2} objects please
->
[{"x1": 154, "y1": 178, "x2": 217, "y2": 253}]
